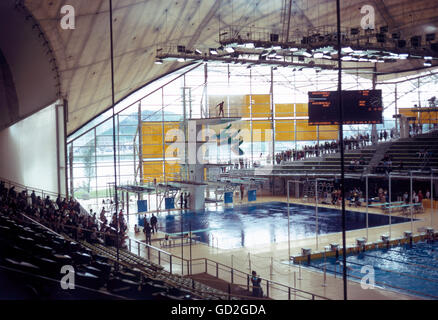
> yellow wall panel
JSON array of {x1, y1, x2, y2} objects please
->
[
  {"x1": 143, "y1": 134, "x2": 162, "y2": 145},
  {"x1": 165, "y1": 163, "x2": 180, "y2": 176},
  {"x1": 275, "y1": 104, "x2": 293, "y2": 117},
  {"x1": 142, "y1": 145, "x2": 163, "y2": 157},
  {"x1": 142, "y1": 122, "x2": 162, "y2": 135},
  {"x1": 420, "y1": 111, "x2": 438, "y2": 124},
  {"x1": 141, "y1": 121, "x2": 182, "y2": 181},
  {"x1": 252, "y1": 120, "x2": 272, "y2": 142},
  {"x1": 319, "y1": 125, "x2": 339, "y2": 140},
  {"x1": 251, "y1": 94, "x2": 271, "y2": 118},
  {"x1": 275, "y1": 120, "x2": 295, "y2": 141},
  {"x1": 143, "y1": 161, "x2": 163, "y2": 180},
  {"x1": 295, "y1": 103, "x2": 308, "y2": 116},
  {"x1": 398, "y1": 108, "x2": 417, "y2": 119},
  {"x1": 163, "y1": 122, "x2": 180, "y2": 132},
  {"x1": 296, "y1": 120, "x2": 317, "y2": 141},
  {"x1": 244, "y1": 94, "x2": 271, "y2": 118},
  {"x1": 241, "y1": 101, "x2": 251, "y2": 118}
]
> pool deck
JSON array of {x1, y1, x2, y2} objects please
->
[{"x1": 127, "y1": 196, "x2": 437, "y2": 300}]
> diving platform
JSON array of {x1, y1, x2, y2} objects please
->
[{"x1": 188, "y1": 117, "x2": 241, "y2": 125}]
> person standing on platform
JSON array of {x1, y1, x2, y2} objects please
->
[
  {"x1": 240, "y1": 184, "x2": 245, "y2": 201},
  {"x1": 144, "y1": 222, "x2": 152, "y2": 245},
  {"x1": 216, "y1": 101, "x2": 225, "y2": 117},
  {"x1": 251, "y1": 270, "x2": 263, "y2": 297},
  {"x1": 150, "y1": 214, "x2": 158, "y2": 234},
  {"x1": 185, "y1": 193, "x2": 190, "y2": 209}
]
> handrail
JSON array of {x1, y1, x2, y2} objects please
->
[
  {"x1": 130, "y1": 237, "x2": 171, "y2": 256},
  {"x1": 190, "y1": 257, "x2": 330, "y2": 300},
  {"x1": 124, "y1": 231, "x2": 330, "y2": 300},
  {"x1": 2, "y1": 178, "x2": 329, "y2": 300},
  {"x1": 0, "y1": 177, "x2": 63, "y2": 199}
]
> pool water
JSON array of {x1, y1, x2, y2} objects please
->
[
  {"x1": 307, "y1": 241, "x2": 438, "y2": 299},
  {"x1": 156, "y1": 202, "x2": 413, "y2": 249}
]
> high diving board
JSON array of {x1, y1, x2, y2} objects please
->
[
  {"x1": 168, "y1": 180, "x2": 208, "y2": 187},
  {"x1": 118, "y1": 185, "x2": 156, "y2": 193},
  {"x1": 188, "y1": 117, "x2": 241, "y2": 125},
  {"x1": 204, "y1": 163, "x2": 235, "y2": 167}
]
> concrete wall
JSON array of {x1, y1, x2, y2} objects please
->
[{"x1": 0, "y1": 102, "x2": 65, "y2": 195}]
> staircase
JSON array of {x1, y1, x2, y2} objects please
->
[
  {"x1": 378, "y1": 130, "x2": 438, "y2": 172},
  {"x1": 366, "y1": 141, "x2": 393, "y2": 174}
]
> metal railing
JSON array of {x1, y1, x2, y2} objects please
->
[
  {"x1": 2, "y1": 176, "x2": 329, "y2": 300},
  {"x1": 125, "y1": 236, "x2": 329, "y2": 300},
  {"x1": 0, "y1": 177, "x2": 61, "y2": 200}
]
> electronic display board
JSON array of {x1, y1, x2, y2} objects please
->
[{"x1": 308, "y1": 90, "x2": 383, "y2": 125}]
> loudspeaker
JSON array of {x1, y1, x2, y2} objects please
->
[
  {"x1": 376, "y1": 33, "x2": 386, "y2": 43},
  {"x1": 410, "y1": 36, "x2": 421, "y2": 48},
  {"x1": 380, "y1": 26, "x2": 388, "y2": 33},
  {"x1": 270, "y1": 34, "x2": 279, "y2": 42},
  {"x1": 397, "y1": 40, "x2": 406, "y2": 48},
  {"x1": 426, "y1": 33, "x2": 436, "y2": 42}
]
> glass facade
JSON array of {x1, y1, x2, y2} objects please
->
[{"x1": 67, "y1": 62, "x2": 438, "y2": 209}]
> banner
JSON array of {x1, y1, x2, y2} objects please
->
[
  {"x1": 165, "y1": 197, "x2": 175, "y2": 209},
  {"x1": 137, "y1": 200, "x2": 148, "y2": 213},
  {"x1": 224, "y1": 192, "x2": 233, "y2": 204},
  {"x1": 248, "y1": 189, "x2": 257, "y2": 202}
]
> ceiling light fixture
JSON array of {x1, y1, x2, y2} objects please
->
[
  {"x1": 342, "y1": 47, "x2": 354, "y2": 53},
  {"x1": 302, "y1": 49, "x2": 312, "y2": 57}
]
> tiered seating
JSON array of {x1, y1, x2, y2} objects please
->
[
  {"x1": 271, "y1": 148, "x2": 375, "y2": 175},
  {"x1": 0, "y1": 212, "x2": 119, "y2": 299},
  {"x1": 79, "y1": 240, "x2": 229, "y2": 299},
  {"x1": 0, "y1": 205, "x2": 229, "y2": 300},
  {"x1": 380, "y1": 132, "x2": 438, "y2": 172}
]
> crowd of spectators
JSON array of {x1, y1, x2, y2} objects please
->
[
  {"x1": 0, "y1": 181, "x2": 128, "y2": 249},
  {"x1": 275, "y1": 133, "x2": 373, "y2": 164}
]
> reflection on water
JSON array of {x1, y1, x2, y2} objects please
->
[
  {"x1": 309, "y1": 241, "x2": 438, "y2": 299},
  {"x1": 158, "y1": 202, "x2": 412, "y2": 249}
]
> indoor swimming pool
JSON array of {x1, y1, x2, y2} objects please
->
[
  {"x1": 156, "y1": 201, "x2": 413, "y2": 249},
  {"x1": 307, "y1": 241, "x2": 438, "y2": 299}
]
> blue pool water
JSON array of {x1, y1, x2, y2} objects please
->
[
  {"x1": 307, "y1": 241, "x2": 438, "y2": 299},
  {"x1": 156, "y1": 202, "x2": 413, "y2": 249}
]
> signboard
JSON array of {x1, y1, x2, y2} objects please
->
[
  {"x1": 224, "y1": 192, "x2": 233, "y2": 204},
  {"x1": 137, "y1": 200, "x2": 148, "y2": 213},
  {"x1": 308, "y1": 90, "x2": 383, "y2": 125},
  {"x1": 165, "y1": 197, "x2": 175, "y2": 210},
  {"x1": 248, "y1": 189, "x2": 257, "y2": 202}
]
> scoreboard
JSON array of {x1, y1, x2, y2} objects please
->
[{"x1": 308, "y1": 90, "x2": 383, "y2": 125}]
